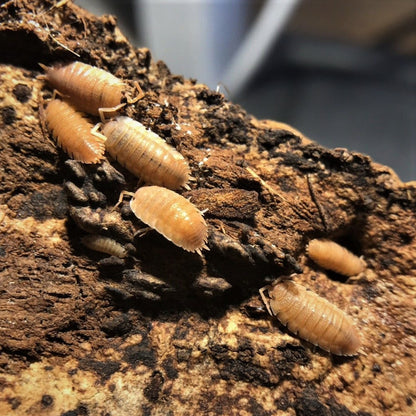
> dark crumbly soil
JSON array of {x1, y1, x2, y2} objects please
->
[{"x1": 0, "y1": 1, "x2": 415, "y2": 415}]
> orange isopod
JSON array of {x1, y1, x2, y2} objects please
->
[
  {"x1": 307, "y1": 239, "x2": 365, "y2": 276},
  {"x1": 81, "y1": 234, "x2": 128, "y2": 258},
  {"x1": 102, "y1": 116, "x2": 190, "y2": 190},
  {"x1": 260, "y1": 280, "x2": 361, "y2": 355},
  {"x1": 44, "y1": 99, "x2": 105, "y2": 164},
  {"x1": 129, "y1": 186, "x2": 208, "y2": 254},
  {"x1": 40, "y1": 61, "x2": 141, "y2": 119}
]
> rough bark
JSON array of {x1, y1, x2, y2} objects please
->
[{"x1": 0, "y1": 1, "x2": 415, "y2": 415}]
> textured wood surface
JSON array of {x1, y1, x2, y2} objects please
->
[{"x1": 0, "y1": 1, "x2": 415, "y2": 415}]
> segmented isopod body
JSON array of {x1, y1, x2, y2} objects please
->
[
  {"x1": 41, "y1": 61, "x2": 127, "y2": 116},
  {"x1": 44, "y1": 99, "x2": 105, "y2": 163},
  {"x1": 129, "y1": 186, "x2": 208, "y2": 254},
  {"x1": 81, "y1": 234, "x2": 128, "y2": 258},
  {"x1": 307, "y1": 239, "x2": 365, "y2": 276},
  {"x1": 102, "y1": 116, "x2": 190, "y2": 189},
  {"x1": 260, "y1": 280, "x2": 361, "y2": 355}
]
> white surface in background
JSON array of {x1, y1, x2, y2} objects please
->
[
  {"x1": 222, "y1": 0, "x2": 300, "y2": 95},
  {"x1": 136, "y1": 0, "x2": 299, "y2": 95},
  {"x1": 77, "y1": 0, "x2": 299, "y2": 95},
  {"x1": 136, "y1": 0, "x2": 251, "y2": 89}
]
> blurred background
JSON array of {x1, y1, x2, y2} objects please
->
[{"x1": 77, "y1": 0, "x2": 416, "y2": 181}]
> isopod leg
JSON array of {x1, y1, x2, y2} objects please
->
[
  {"x1": 98, "y1": 103, "x2": 127, "y2": 123},
  {"x1": 90, "y1": 123, "x2": 107, "y2": 142},
  {"x1": 259, "y1": 286, "x2": 274, "y2": 316},
  {"x1": 51, "y1": 89, "x2": 65, "y2": 100},
  {"x1": 38, "y1": 62, "x2": 49, "y2": 73},
  {"x1": 134, "y1": 226, "x2": 152, "y2": 237},
  {"x1": 127, "y1": 81, "x2": 145, "y2": 104},
  {"x1": 113, "y1": 190, "x2": 135, "y2": 210},
  {"x1": 195, "y1": 243, "x2": 209, "y2": 256}
]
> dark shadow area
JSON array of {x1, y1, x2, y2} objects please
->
[{"x1": 0, "y1": 30, "x2": 72, "y2": 69}]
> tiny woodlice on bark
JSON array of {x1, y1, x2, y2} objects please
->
[
  {"x1": 260, "y1": 280, "x2": 361, "y2": 355},
  {"x1": 81, "y1": 234, "x2": 128, "y2": 258},
  {"x1": 40, "y1": 61, "x2": 138, "y2": 119},
  {"x1": 129, "y1": 186, "x2": 208, "y2": 254},
  {"x1": 44, "y1": 99, "x2": 105, "y2": 164},
  {"x1": 102, "y1": 116, "x2": 190, "y2": 190},
  {"x1": 307, "y1": 239, "x2": 365, "y2": 276}
]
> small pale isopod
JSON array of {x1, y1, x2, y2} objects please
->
[
  {"x1": 307, "y1": 239, "x2": 365, "y2": 276},
  {"x1": 128, "y1": 186, "x2": 208, "y2": 254},
  {"x1": 44, "y1": 99, "x2": 105, "y2": 164},
  {"x1": 260, "y1": 280, "x2": 361, "y2": 355},
  {"x1": 81, "y1": 234, "x2": 128, "y2": 258},
  {"x1": 40, "y1": 61, "x2": 142, "y2": 120},
  {"x1": 102, "y1": 116, "x2": 190, "y2": 190}
]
